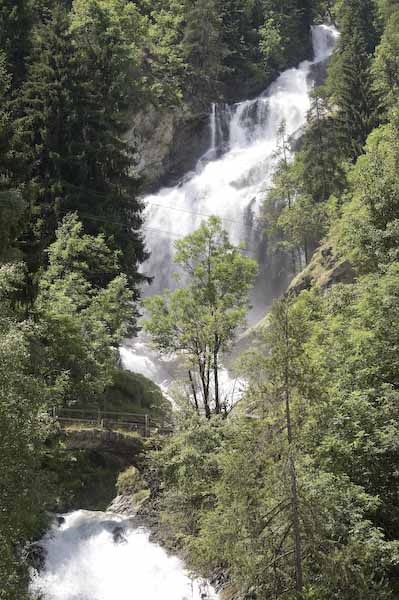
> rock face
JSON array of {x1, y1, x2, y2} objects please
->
[
  {"x1": 112, "y1": 526, "x2": 127, "y2": 544},
  {"x1": 289, "y1": 242, "x2": 356, "y2": 295},
  {"x1": 26, "y1": 542, "x2": 47, "y2": 572},
  {"x1": 108, "y1": 494, "x2": 136, "y2": 516},
  {"x1": 127, "y1": 105, "x2": 210, "y2": 190}
]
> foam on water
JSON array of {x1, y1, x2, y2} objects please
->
[
  {"x1": 31, "y1": 511, "x2": 218, "y2": 600},
  {"x1": 122, "y1": 24, "x2": 339, "y2": 386}
]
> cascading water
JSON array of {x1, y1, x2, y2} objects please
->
[
  {"x1": 30, "y1": 511, "x2": 218, "y2": 600},
  {"x1": 121, "y1": 24, "x2": 339, "y2": 388},
  {"x1": 32, "y1": 25, "x2": 338, "y2": 600}
]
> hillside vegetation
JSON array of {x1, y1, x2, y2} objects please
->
[
  {"x1": 2, "y1": 1, "x2": 399, "y2": 599},
  {"x1": 142, "y1": 1, "x2": 399, "y2": 599}
]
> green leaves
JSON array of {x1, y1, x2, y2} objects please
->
[
  {"x1": 144, "y1": 217, "x2": 257, "y2": 416},
  {"x1": 36, "y1": 214, "x2": 134, "y2": 405}
]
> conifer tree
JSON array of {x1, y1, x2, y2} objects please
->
[
  {"x1": 373, "y1": 7, "x2": 399, "y2": 112},
  {"x1": 70, "y1": 0, "x2": 147, "y2": 290},
  {"x1": 331, "y1": 0, "x2": 381, "y2": 160},
  {"x1": 0, "y1": 53, "x2": 25, "y2": 263},
  {"x1": 218, "y1": 0, "x2": 259, "y2": 83},
  {"x1": 261, "y1": 0, "x2": 314, "y2": 70},
  {"x1": 335, "y1": 33, "x2": 380, "y2": 159},
  {"x1": 12, "y1": 1, "x2": 147, "y2": 295},
  {"x1": 301, "y1": 92, "x2": 344, "y2": 203},
  {"x1": 183, "y1": 0, "x2": 226, "y2": 102},
  {"x1": 335, "y1": 0, "x2": 379, "y2": 53},
  {"x1": 11, "y1": 5, "x2": 78, "y2": 288},
  {"x1": 0, "y1": 0, "x2": 33, "y2": 86}
]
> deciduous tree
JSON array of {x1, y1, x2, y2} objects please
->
[{"x1": 144, "y1": 217, "x2": 257, "y2": 417}]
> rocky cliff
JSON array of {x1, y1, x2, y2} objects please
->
[{"x1": 127, "y1": 105, "x2": 211, "y2": 191}]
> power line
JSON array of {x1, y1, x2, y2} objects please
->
[
  {"x1": 1, "y1": 180, "x2": 261, "y2": 227},
  {"x1": 75, "y1": 213, "x2": 256, "y2": 256},
  {"x1": 0, "y1": 199, "x2": 257, "y2": 256},
  {"x1": 146, "y1": 202, "x2": 244, "y2": 225},
  {"x1": 60, "y1": 180, "x2": 260, "y2": 227}
]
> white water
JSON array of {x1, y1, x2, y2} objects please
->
[
  {"x1": 32, "y1": 26, "x2": 338, "y2": 600},
  {"x1": 122, "y1": 24, "x2": 339, "y2": 385},
  {"x1": 31, "y1": 511, "x2": 218, "y2": 600}
]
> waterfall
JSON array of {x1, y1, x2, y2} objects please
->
[
  {"x1": 122, "y1": 24, "x2": 339, "y2": 385},
  {"x1": 141, "y1": 25, "x2": 338, "y2": 295},
  {"x1": 30, "y1": 511, "x2": 218, "y2": 600},
  {"x1": 210, "y1": 103, "x2": 217, "y2": 157},
  {"x1": 31, "y1": 26, "x2": 339, "y2": 600}
]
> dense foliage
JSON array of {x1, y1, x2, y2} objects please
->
[
  {"x1": 145, "y1": 1, "x2": 399, "y2": 599},
  {"x1": 144, "y1": 217, "x2": 257, "y2": 417},
  {"x1": 3, "y1": 0, "x2": 399, "y2": 598}
]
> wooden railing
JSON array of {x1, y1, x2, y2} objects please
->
[{"x1": 49, "y1": 406, "x2": 171, "y2": 438}]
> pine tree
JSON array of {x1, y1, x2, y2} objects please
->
[
  {"x1": 0, "y1": 0, "x2": 33, "y2": 86},
  {"x1": 335, "y1": 33, "x2": 380, "y2": 159},
  {"x1": 0, "y1": 53, "x2": 25, "y2": 263},
  {"x1": 301, "y1": 92, "x2": 345, "y2": 203},
  {"x1": 218, "y1": 0, "x2": 257, "y2": 80},
  {"x1": 12, "y1": 1, "x2": 147, "y2": 295},
  {"x1": 374, "y1": 7, "x2": 399, "y2": 112},
  {"x1": 335, "y1": 0, "x2": 379, "y2": 54},
  {"x1": 331, "y1": 0, "x2": 381, "y2": 160},
  {"x1": 11, "y1": 5, "x2": 78, "y2": 289},
  {"x1": 70, "y1": 0, "x2": 147, "y2": 291},
  {"x1": 183, "y1": 0, "x2": 226, "y2": 103},
  {"x1": 261, "y1": 0, "x2": 314, "y2": 69}
]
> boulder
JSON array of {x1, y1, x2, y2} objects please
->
[
  {"x1": 112, "y1": 526, "x2": 127, "y2": 544},
  {"x1": 26, "y1": 542, "x2": 47, "y2": 572}
]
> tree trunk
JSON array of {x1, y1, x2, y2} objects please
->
[
  {"x1": 188, "y1": 369, "x2": 199, "y2": 414},
  {"x1": 205, "y1": 356, "x2": 211, "y2": 418},
  {"x1": 283, "y1": 303, "x2": 303, "y2": 594},
  {"x1": 304, "y1": 239, "x2": 309, "y2": 266},
  {"x1": 315, "y1": 96, "x2": 328, "y2": 203},
  {"x1": 214, "y1": 338, "x2": 221, "y2": 414},
  {"x1": 286, "y1": 396, "x2": 303, "y2": 593},
  {"x1": 198, "y1": 357, "x2": 210, "y2": 418}
]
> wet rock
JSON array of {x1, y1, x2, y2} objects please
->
[
  {"x1": 126, "y1": 105, "x2": 210, "y2": 191},
  {"x1": 112, "y1": 526, "x2": 127, "y2": 544},
  {"x1": 57, "y1": 516, "x2": 65, "y2": 527},
  {"x1": 108, "y1": 494, "x2": 136, "y2": 516},
  {"x1": 26, "y1": 542, "x2": 47, "y2": 572},
  {"x1": 289, "y1": 242, "x2": 355, "y2": 296}
]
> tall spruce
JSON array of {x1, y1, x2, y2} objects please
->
[
  {"x1": 218, "y1": 0, "x2": 260, "y2": 86},
  {"x1": 70, "y1": 0, "x2": 147, "y2": 292},
  {"x1": 301, "y1": 92, "x2": 345, "y2": 203},
  {"x1": 332, "y1": 0, "x2": 381, "y2": 160},
  {"x1": 11, "y1": 5, "x2": 77, "y2": 294},
  {"x1": 0, "y1": 0, "x2": 33, "y2": 86},
  {"x1": 0, "y1": 53, "x2": 24, "y2": 263},
  {"x1": 183, "y1": 0, "x2": 226, "y2": 103},
  {"x1": 262, "y1": 0, "x2": 314, "y2": 68},
  {"x1": 12, "y1": 1, "x2": 146, "y2": 296},
  {"x1": 373, "y1": 7, "x2": 399, "y2": 112}
]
